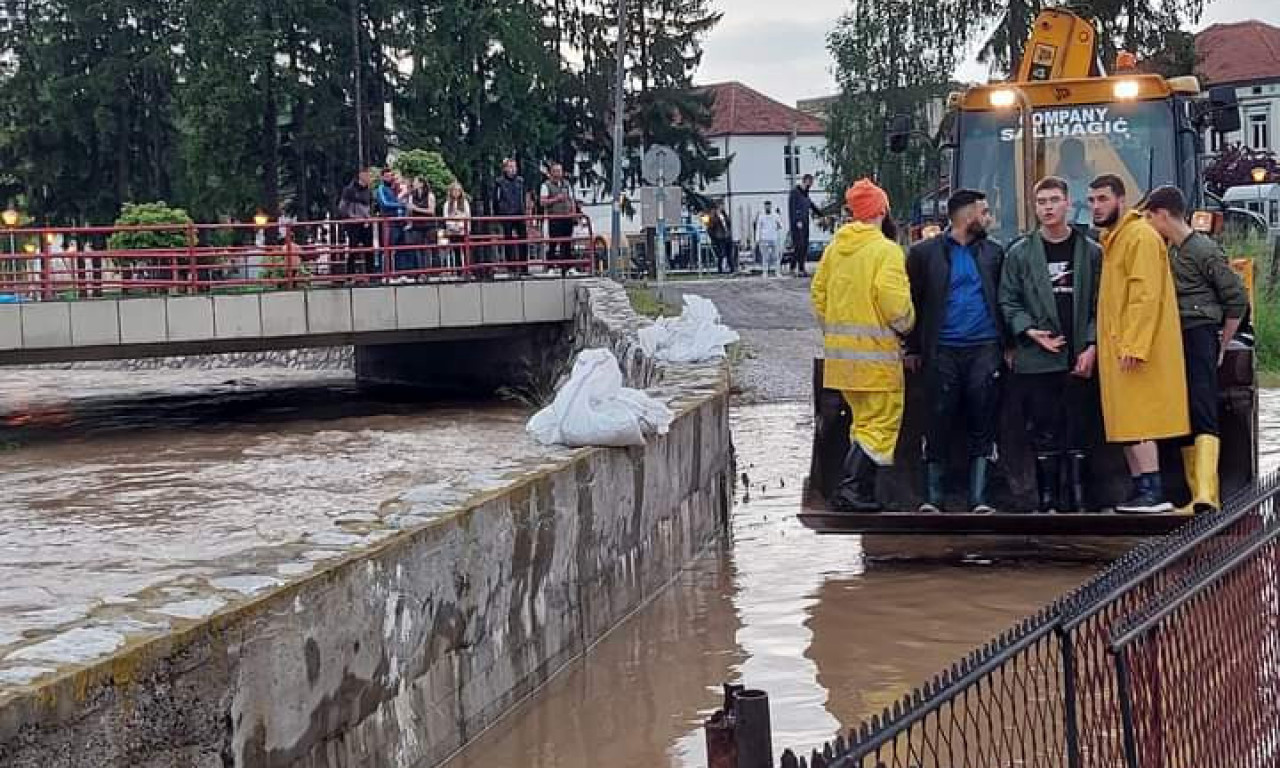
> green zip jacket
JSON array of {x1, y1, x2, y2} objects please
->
[
  {"x1": 999, "y1": 230, "x2": 1102, "y2": 375},
  {"x1": 1170, "y1": 231, "x2": 1248, "y2": 331}
]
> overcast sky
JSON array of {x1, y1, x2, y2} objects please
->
[{"x1": 696, "y1": 0, "x2": 1280, "y2": 106}]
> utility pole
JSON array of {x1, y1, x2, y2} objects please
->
[
  {"x1": 350, "y1": 0, "x2": 366, "y2": 169},
  {"x1": 609, "y1": 0, "x2": 627, "y2": 279}
]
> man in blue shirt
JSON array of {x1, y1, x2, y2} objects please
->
[
  {"x1": 376, "y1": 168, "x2": 408, "y2": 275},
  {"x1": 905, "y1": 189, "x2": 1006, "y2": 513}
]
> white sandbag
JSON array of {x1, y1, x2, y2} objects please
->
[
  {"x1": 637, "y1": 294, "x2": 740, "y2": 364},
  {"x1": 527, "y1": 348, "x2": 673, "y2": 448}
]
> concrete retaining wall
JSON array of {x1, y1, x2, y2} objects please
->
[{"x1": 0, "y1": 279, "x2": 733, "y2": 768}]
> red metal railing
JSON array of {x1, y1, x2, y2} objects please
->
[{"x1": 0, "y1": 213, "x2": 600, "y2": 301}]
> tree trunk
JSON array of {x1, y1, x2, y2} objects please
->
[{"x1": 261, "y1": 4, "x2": 280, "y2": 219}]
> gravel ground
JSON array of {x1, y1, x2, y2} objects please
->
[{"x1": 653, "y1": 277, "x2": 820, "y2": 404}]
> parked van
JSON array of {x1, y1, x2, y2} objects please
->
[{"x1": 1223, "y1": 183, "x2": 1280, "y2": 240}]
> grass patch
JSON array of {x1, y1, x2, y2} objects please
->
[{"x1": 625, "y1": 283, "x2": 677, "y2": 318}]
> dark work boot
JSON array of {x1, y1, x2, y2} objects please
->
[
  {"x1": 919, "y1": 462, "x2": 945, "y2": 513},
  {"x1": 831, "y1": 445, "x2": 883, "y2": 513},
  {"x1": 969, "y1": 457, "x2": 995, "y2": 514},
  {"x1": 1117, "y1": 473, "x2": 1174, "y2": 514},
  {"x1": 1034, "y1": 454, "x2": 1061, "y2": 514},
  {"x1": 1066, "y1": 451, "x2": 1089, "y2": 514}
]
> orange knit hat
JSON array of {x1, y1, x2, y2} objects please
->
[{"x1": 845, "y1": 178, "x2": 890, "y2": 221}]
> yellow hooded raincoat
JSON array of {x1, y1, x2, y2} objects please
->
[
  {"x1": 1097, "y1": 209, "x2": 1190, "y2": 442},
  {"x1": 812, "y1": 222, "x2": 915, "y2": 464}
]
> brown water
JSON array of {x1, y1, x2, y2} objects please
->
[
  {"x1": 443, "y1": 394, "x2": 1280, "y2": 768},
  {"x1": 0, "y1": 369, "x2": 575, "y2": 690},
  {"x1": 3, "y1": 368, "x2": 1277, "y2": 762}
]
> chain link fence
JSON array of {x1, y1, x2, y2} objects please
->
[{"x1": 772, "y1": 473, "x2": 1280, "y2": 768}]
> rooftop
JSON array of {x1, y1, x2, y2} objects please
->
[
  {"x1": 1196, "y1": 20, "x2": 1280, "y2": 86},
  {"x1": 696, "y1": 81, "x2": 827, "y2": 137}
]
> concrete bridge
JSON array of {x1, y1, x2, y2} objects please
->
[{"x1": 0, "y1": 278, "x2": 583, "y2": 393}]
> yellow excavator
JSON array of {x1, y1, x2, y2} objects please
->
[{"x1": 803, "y1": 9, "x2": 1257, "y2": 545}]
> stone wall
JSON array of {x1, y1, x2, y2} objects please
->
[{"x1": 0, "y1": 277, "x2": 733, "y2": 768}]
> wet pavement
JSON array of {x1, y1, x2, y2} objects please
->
[{"x1": 0, "y1": 368, "x2": 574, "y2": 694}]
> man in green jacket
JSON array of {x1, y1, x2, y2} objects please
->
[
  {"x1": 1144, "y1": 185, "x2": 1248, "y2": 513},
  {"x1": 999, "y1": 176, "x2": 1103, "y2": 513}
]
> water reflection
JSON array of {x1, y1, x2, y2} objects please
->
[{"x1": 446, "y1": 403, "x2": 1092, "y2": 768}]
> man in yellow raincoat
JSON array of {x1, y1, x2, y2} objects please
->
[
  {"x1": 811, "y1": 179, "x2": 916, "y2": 512},
  {"x1": 1088, "y1": 174, "x2": 1189, "y2": 513}
]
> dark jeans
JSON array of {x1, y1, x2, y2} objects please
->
[
  {"x1": 791, "y1": 228, "x2": 810, "y2": 273},
  {"x1": 923, "y1": 342, "x2": 1003, "y2": 462},
  {"x1": 343, "y1": 223, "x2": 374, "y2": 278},
  {"x1": 1183, "y1": 324, "x2": 1220, "y2": 437},
  {"x1": 715, "y1": 238, "x2": 736, "y2": 273},
  {"x1": 1022, "y1": 371, "x2": 1097, "y2": 455},
  {"x1": 501, "y1": 220, "x2": 528, "y2": 274},
  {"x1": 548, "y1": 218, "x2": 574, "y2": 263}
]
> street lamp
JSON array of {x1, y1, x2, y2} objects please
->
[
  {"x1": 2, "y1": 208, "x2": 17, "y2": 258},
  {"x1": 253, "y1": 211, "x2": 270, "y2": 228},
  {"x1": 1252, "y1": 167, "x2": 1268, "y2": 184}
]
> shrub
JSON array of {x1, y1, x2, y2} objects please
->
[
  {"x1": 107, "y1": 202, "x2": 194, "y2": 265},
  {"x1": 391, "y1": 150, "x2": 457, "y2": 194}
]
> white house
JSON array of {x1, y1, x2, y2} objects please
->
[
  {"x1": 1199, "y1": 21, "x2": 1280, "y2": 161},
  {"x1": 697, "y1": 81, "x2": 831, "y2": 247}
]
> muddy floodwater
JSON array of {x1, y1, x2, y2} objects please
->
[
  {"x1": 0, "y1": 368, "x2": 573, "y2": 692},
  {"x1": 444, "y1": 393, "x2": 1280, "y2": 768},
  {"x1": 2, "y1": 362, "x2": 1277, "y2": 764}
]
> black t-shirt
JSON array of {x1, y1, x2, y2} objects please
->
[{"x1": 1043, "y1": 232, "x2": 1076, "y2": 354}]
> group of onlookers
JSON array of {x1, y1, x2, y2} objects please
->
[
  {"x1": 813, "y1": 173, "x2": 1246, "y2": 517},
  {"x1": 338, "y1": 157, "x2": 582, "y2": 281}
]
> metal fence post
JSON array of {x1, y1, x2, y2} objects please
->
[
  {"x1": 734, "y1": 688, "x2": 773, "y2": 768},
  {"x1": 1057, "y1": 625, "x2": 1083, "y2": 768}
]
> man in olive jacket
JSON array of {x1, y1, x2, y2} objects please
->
[
  {"x1": 1144, "y1": 185, "x2": 1248, "y2": 513},
  {"x1": 999, "y1": 177, "x2": 1102, "y2": 513}
]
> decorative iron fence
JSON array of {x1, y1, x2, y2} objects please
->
[{"x1": 763, "y1": 473, "x2": 1280, "y2": 768}]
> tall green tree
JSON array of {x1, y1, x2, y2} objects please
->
[
  {"x1": 1, "y1": 0, "x2": 182, "y2": 224},
  {"x1": 825, "y1": 0, "x2": 955, "y2": 217}
]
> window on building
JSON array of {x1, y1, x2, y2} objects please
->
[
  {"x1": 783, "y1": 145, "x2": 801, "y2": 177},
  {"x1": 1207, "y1": 128, "x2": 1224, "y2": 154},
  {"x1": 707, "y1": 146, "x2": 721, "y2": 159},
  {"x1": 1249, "y1": 108, "x2": 1271, "y2": 150}
]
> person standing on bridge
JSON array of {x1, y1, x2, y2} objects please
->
[
  {"x1": 337, "y1": 168, "x2": 374, "y2": 279},
  {"x1": 905, "y1": 189, "x2": 1005, "y2": 514},
  {"x1": 999, "y1": 176, "x2": 1102, "y2": 514},
  {"x1": 1089, "y1": 175, "x2": 1189, "y2": 513},
  {"x1": 812, "y1": 179, "x2": 915, "y2": 512},
  {"x1": 1143, "y1": 185, "x2": 1247, "y2": 514},
  {"x1": 789, "y1": 174, "x2": 822, "y2": 277},
  {"x1": 540, "y1": 162, "x2": 578, "y2": 266},
  {"x1": 492, "y1": 158, "x2": 530, "y2": 276}
]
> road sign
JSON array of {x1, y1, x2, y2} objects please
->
[
  {"x1": 640, "y1": 186, "x2": 683, "y2": 228},
  {"x1": 642, "y1": 144, "x2": 682, "y2": 186}
]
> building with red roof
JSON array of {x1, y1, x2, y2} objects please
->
[
  {"x1": 694, "y1": 82, "x2": 832, "y2": 247},
  {"x1": 1197, "y1": 20, "x2": 1280, "y2": 156}
]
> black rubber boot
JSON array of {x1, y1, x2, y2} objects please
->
[
  {"x1": 969, "y1": 457, "x2": 995, "y2": 514},
  {"x1": 1066, "y1": 451, "x2": 1088, "y2": 513},
  {"x1": 831, "y1": 445, "x2": 883, "y2": 513},
  {"x1": 919, "y1": 462, "x2": 945, "y2": 513},
  {"x1": 1034, "y1": 454, "x2": 1061, "y2": 514},
  {"x1": 1117, "y1": 473, "x2": 1174, "y2": 514}
]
